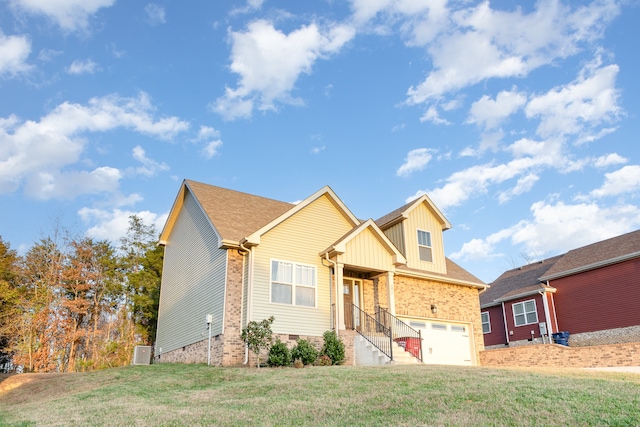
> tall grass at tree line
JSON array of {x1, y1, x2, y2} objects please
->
[{"x1": 0, "y1": 363, "x2": 639, "y2": 426}]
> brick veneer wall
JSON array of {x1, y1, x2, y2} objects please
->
[
  {"x1": 222, "y1": 250, "x2": 247, "y2": 366},
  {"x1": 390, "y1": 275, "x2": 485, "y2": 363},
  {"x1": 156, "y1": 336, "x2": 224, "y2": 364},
  {"x1": 480, "y1": 342, "x2": 640, "y2": 368}
]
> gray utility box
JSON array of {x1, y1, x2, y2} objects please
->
[{"x1": 133, "y1": 346, "x2": 152, "y2": 365}]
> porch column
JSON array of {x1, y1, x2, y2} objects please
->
[
  {"x1": 387, "y1": 271, "x2": 396, "y2": 316},
  {"x1": 336, "y1": 263, "x2": 345, "y2": 330}
]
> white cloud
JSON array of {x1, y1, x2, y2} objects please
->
[
  {"x1": 212, "y1": 20, "x2": 355, "y2": 120},
  {"x1": 405, "y1": 0, "x2": 619, "y2": 104},
  {"x1": 66, "y1": 58, "x2": 99, "y2": 75},
  {"x1": 79, "y1": 207, "x2": 168, "y2": 242},
  {"x1": 0, "y1": 31, "x2": 32, "y2": 77},
  {"x1": 144, "y1": 3, "x2": 166, "y2": 25},
  {"x1": 192, "y1": 126, "x2": 223, "y2": 159},
  {"x1": 132, "y1": 145, "x2": 169, "y2": 176},
  {"x1": 451, "y1": 199, "x2": 640, "y2": 261},
  {"x1": 396, "y1": 148, "x2": 434, "y2": 177},
  {"x1": 593, "y1": 153, "x2": 627, "y2": 168},
  {"x1": 0, "y1": 92, "x2": 189, "y2": 199},
  {"x1": 311, "y1": 145, "x2": 326, "y2": 155},
  {"x1": 9, "y1": 0, "x2": 115, "y2": 32},
  {"x1": 468, "y1": 89, "x2": 527, "y2": 130},
  {"x1": 38, "y1": 48, "x2": 63, "y2": 62},
  {"x1": 419, "y1": 105, "x2": 450, "y2": 124},
  {"x1": 589, "y1": 165, "x2": 640, "y2": 198},
  {"x1": 230, "y1": 0, "x2": 265, "y2": 15},
  {"x1": 525, "y1": 61, "x2": 621, "y2": 139},
  {"x1": 498, "y1": 174, "x2": 539, "y2": 204}
]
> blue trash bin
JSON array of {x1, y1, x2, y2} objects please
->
[{"x1": 552, "y1": 331, "x2": 570, "y2": 346}]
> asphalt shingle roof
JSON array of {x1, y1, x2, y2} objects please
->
[{"x1": 186, "y1": 180, "x2": 294, "y2": 242}]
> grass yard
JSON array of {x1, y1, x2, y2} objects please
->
[{"x1": 1, "y1": 363, "x2": 639, "y2": 426}]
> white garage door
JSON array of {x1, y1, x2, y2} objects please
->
[{"x1": 399, "y1": 318, "x2": 473, "y2": 366}]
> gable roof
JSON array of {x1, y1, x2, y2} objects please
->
[
  {"x1": 159, "y1": 180, "x2": 294, "y2": 245},
  {"x1": 540, "y1": 229, "x2": 640, "y2": 281},
  {"x1": 375, "y1": 194, "x2": 452, "y2": 231},
  {"x1": 319, "y1": 219, "x2": 407, "y2": 266},
  {"x1": 480, "y1": 255, "x2": 562, "y2": 308},
  {"x1": 396, "y1": 258, "x2": 487, "y2": 289}
]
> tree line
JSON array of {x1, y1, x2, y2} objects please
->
[{"x1": 0, "y1": 216, "x2": 163, "y2": 373}]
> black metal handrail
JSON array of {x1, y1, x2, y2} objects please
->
[
  {"x1": 345, "y1": 303, "x2": 393, "y2": 362},
  {"x1": 376, "y1": 306, "x2": 423, "y2": 362}
]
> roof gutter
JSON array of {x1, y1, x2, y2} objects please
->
[
  {"x1": 493, "y1": 287, "x2": 556, "y2": 304},
  {"x1": 540, "y1": 251, "x2": 640, "y2": 281},
  {"x1": 395, "y1": 269, "x2": 488, "y2": 290}
]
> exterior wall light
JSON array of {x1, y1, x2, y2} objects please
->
[{"x1": 431, "y1": 304, "x2": 438, "y2": 314}]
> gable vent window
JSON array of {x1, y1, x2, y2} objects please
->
[
  {"x1": 271, "y1": 260, "x2": 316, "y2": 308},
  {"x1": 417, "y1": 230, "x2": 433, "y2": 262},
  {"x1": 512, "y1": 300, "x2": 538, "y2": 326}
]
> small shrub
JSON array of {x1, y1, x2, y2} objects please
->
[
  {"x1": 317, "y1": 355, "x2": 332, "y2": 366},
  {"x1": 267, "y1": 338, "x2": 291, "y2": 367},
  {"x1": 321, "y1": 330, "x2": 345, "y2": 365},
  {"x1": 293, "y1": 359, "x2": 304, "y2": 369},
  {"x1": 241, "y1": 316, "x2": 275, "y2": 368},
  {"x1": 291, "y1": 339, "x2": 318, "y2": 366}
]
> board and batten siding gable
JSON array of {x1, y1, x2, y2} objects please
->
[
  {"x1": 156, "y1": 190, "x2": 227, "y2": 354},
  {"x1": 383, "y1": 222, "x2": 405, "y2": 255},
  {"x1": 251, "y1": 194, "x2": 355, "y2": 336},
  {"x1": 404, "y1": 203, "x2": 447, "y2": 274},
  {"x1": 339, "y1": 227, "x2": 394, "y2": 271}
]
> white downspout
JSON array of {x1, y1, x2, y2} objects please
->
[
  {"x1": 548, "y1": 280, "x2": 559, "y2": 332},
  {"x1": 324, "y1": 254, "x2": 339, "y2": 337},
  {"x1": 239, "y1": 242, "x2": 253, "y2": 365},
  {"x1": 501, "y1": 302, "x2": 510, "y2": 345},
  {"x1": 539, "y1": 290, "x2": 553, "y2": 343}
]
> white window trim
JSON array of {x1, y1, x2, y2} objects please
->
[
  {"x1": 270, "y1": 259, "x2": 317, "y2": 308},
  {"x1": 512, "y1": 299, "x2": 538, "y2": 327},
  {"x1": 417, "y1": 229, "x2": 433, "y2": 262},
  {"x1": 481, "y1": 312, "x2": 491, "y2": 334}
]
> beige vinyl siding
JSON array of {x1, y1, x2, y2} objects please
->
[
  {"x1": 339, "y1": 226, "x2": 394, "y2": 271},
  {"x1": 405, "y1": 203, "x2": 447, "y2": 274},
  {"x1": 156, "y1": 191, "x2": 227, "y2": 354},
  {"x1": 383, "y1": 222, "x2": 405, "y2": 255},
  {"x1": 251, "y1": 194, "x2": 355, "y2": 336}
]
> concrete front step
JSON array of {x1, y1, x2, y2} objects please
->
[{"x1": 355, "y1": 335, "x2": 421, "y2": 366}]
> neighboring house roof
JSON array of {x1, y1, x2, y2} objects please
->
[
  {"x1": 375, "y1": 194, "x2": 452, "y2": 230},
  {"x1": 540, "y1": 230, "x2": 640, "y2": 281},
  {"x1": 480, "y1": 255, "x2": 562, "y2": 308},
  {"x1": 160, "y1": 179, "x2": 294, "y2": 245}
]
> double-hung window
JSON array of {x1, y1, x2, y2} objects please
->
[
  {"x1": 271, "y1": 260, "x2": 316, "y2": 307},
  {"x1": 481, "y1": 312, "x2": 491, "y2": 334},
  {"x1": 512, "y1": 300, "x2": 538, "y2": 326},
  {"x1": 417, "y1": 230, "x2": 433, "y2": 262}
]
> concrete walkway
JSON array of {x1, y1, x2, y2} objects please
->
[{"x1": 584, "y1": 366, "x2": 640, "y2": 374}]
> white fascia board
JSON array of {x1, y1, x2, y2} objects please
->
[{"x1": 493, "y1": 287, "x2": 557, "y2": 304}]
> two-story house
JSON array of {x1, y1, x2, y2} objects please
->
[{"x1": 155, "y1": 180, "x2": 486, "y2": 366}]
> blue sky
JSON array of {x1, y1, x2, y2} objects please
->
[{"x1": 1, "y1": 0, "x2": 639, "y2": 283}]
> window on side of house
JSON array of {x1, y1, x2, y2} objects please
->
[
  {"x1": 417, "y1": 229, "x2": 433, "y2": 262},
  {"x1": 512, "y1": 299, "x2": 538, "y2": 326},
  {"x1": 481, "y1": 312, "x2": 491, "y2": 334},
  {"x1": 271, "y1": 260, "x2": 316, "y2": 307}
]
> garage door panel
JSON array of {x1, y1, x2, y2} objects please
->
[{"x1": 400, "y1": 318, "x2": 473, "y2": 366}]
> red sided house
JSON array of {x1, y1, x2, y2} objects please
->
[{"x1": 480, "y1": 230, "x2": 640, "y2": 348}]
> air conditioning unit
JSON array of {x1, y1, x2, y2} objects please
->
[{"x1": 133, "y1": 346, "x2": 152, "y2": 365}]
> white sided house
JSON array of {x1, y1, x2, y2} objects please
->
[{"x1": 155, "y1": 180, "x2": 487, "y2": 366}]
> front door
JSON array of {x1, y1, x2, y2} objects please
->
[{"x1": 343, "y1": 278, "x2": 362, "y2": 330}]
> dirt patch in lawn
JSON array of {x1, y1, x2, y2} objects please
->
[{"x1": 0, "y1": 372, "x2": 84, "y2": 405}]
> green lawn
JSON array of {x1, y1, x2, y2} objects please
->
[{"x1": 1, "y1": 363, "x2": 639, "y2": 426}]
